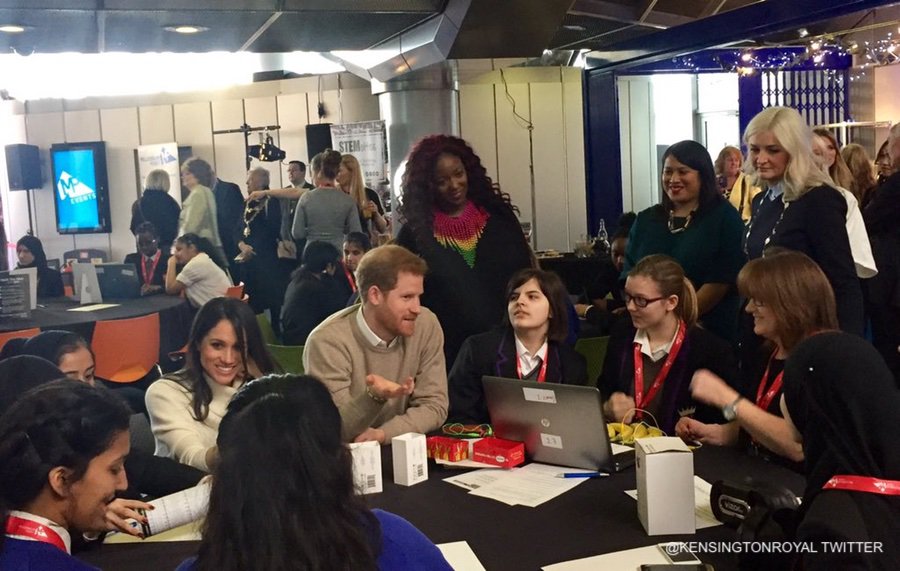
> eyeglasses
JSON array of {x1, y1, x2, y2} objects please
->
[{"x1": 624, "y1": 293, "x2": 666, "y2": 308}]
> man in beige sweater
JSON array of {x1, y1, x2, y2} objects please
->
[{"x1": 304, "y1": 245, "x2": 448, "y2": 443}]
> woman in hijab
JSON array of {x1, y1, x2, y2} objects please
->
[
  {"x1": 15, "y1": 235, "x2": 64, "y2": 298},
  {"x1": 782, "y1": 332, "x2": 900, "y2": 570}
]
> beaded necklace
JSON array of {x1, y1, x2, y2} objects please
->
[{"x1": 433, "y1": 201, "x2": 490, "y2": 268}]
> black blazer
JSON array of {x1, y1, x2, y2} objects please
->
[
  {"x1": 598, "y1": 320, "x2": 738, "y2": 434},
  {"x1": 124, "y1": 251, "x2": 170, "y2": 287},
  {"x1": 212, "y1": 179, "x2": 245, "y2": 262},
  {"x1": 448, "y1": 328, "x2": 588, "y2": 424},
  {"x1": 130, "y1": 189, "x2": 181, "y2": 250},
  {"x1": 767, "y1": 185, "x2": 863, "y2": 335}
]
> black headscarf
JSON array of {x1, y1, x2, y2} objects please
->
[
  {"x1": 13, "y1": 235, "x2": 64, "y2": 297},
  {"x1": 15, "y1": 235, "x2": 48, "y2": 269},
  {"x1": 783, "y1": 331, "x2": 900, "y2": 569}
]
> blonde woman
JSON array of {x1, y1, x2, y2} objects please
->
[
  {"x1": 714, "y1": 145, "x2": 761, "y2": 221},
  {"x1": 812, "y1": 128, "x2": 853, "y2": 193},
  {"x1": 743, "y1": 106, "x2": 863, "y2": 334},
  {"x1": 337, "y1": 154, "x2": 388, "y2": 239}
]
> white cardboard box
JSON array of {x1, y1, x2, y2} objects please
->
[
  {"x1": 349, "y1": 440, "x2": 383, "y2": 494},
  {"x1": 392, "y1": 432, "x2": 428, "y2": 486},
  {"x1": 635, "y1": 437, "x2": 695, "y2": 535}
]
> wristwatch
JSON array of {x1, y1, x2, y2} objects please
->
[{"x1": 722, "y1": 396, "x2": 744, "y2": 421}]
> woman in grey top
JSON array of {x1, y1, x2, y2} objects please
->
[{"x1": 292, "y1": 150, "x2": 362, "y2": 254}]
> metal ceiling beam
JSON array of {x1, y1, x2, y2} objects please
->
[
  {"x1": 699, "y1": 0, "x2": 729, "y2": 18},
  {"x1": 637, "y1": 0, "x2": 659, "y2": 24},
  {"x1": 569, "y1": 0, "x2": 691, "y2": 30},
  {"x1": 586, "y1": 0, "x2": 898, "y2": 71}
]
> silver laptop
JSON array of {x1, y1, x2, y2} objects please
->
[{"x1": 483, "y1": 376, "x2": 633, "y2": 471}]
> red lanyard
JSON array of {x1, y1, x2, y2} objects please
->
[
  {"x1": 824, "y1": 475, "x2": 900, "y2": 496},
  {"x1": 755, "y1": 350, "x2": 785, "y2": 412},
  {"x1": 141, "y1": 251, "x2": 161, "y2": 285},
  {"x1": 516, "y1": 348, "x2": 548, "y2": 383},
  {"x1": 5, "y1": 515, "x2": 68, "y2": 553},
  {"x1": 633, "y1": 321, "x2": 686, "y2": 414},
  {"x1": 342, "y1": 262, "x2": 357, "y2": 293}
]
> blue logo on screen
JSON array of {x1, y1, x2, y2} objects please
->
[{"x1": 54, "y1": 149, "x2": 99, "y2": 230}]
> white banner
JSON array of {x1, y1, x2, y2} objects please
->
[
  {"x1": 137, "y1": 143, "x2": 181, "y2": 205},
  {"x1": 330, "y1": 120, "x2": 387, "y2": 188}
]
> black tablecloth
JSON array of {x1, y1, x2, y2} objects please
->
[
  {"x1": 78, "y1": 445, "x2": 804, "y2": 571},
  {"x1": 0, "y1": 296, "x2": 192, "y2": 363}
]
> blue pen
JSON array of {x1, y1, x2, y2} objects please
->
[{"x1": 556, "y1": 472, "x2": 610, "y2": 478}]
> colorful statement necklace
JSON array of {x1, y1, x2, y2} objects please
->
[{"x1": 433, "y1": 201, "x2": 490, "y2": 268}]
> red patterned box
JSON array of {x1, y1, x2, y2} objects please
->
[
  {"x1": 426, "y1": 436, "x2": 469, "y2": 462},
  {"x1": 472, "y1": 437, "x2": 525, "y2": 468}
]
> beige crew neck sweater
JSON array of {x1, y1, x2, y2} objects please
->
[{"x1": 304, "y1": 305, "x2": 448, "y2": 441}]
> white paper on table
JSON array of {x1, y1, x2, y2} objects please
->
[
  {"x1": 67, "y1": 303, "x2": 121, "y2": 312},
  {"x1": 542, "y1": 544, "x2": 671, "y2": 570},
  {"x1": 467, "y1": 463, "x2": 596, "y2": 508},
  {"x1": 610, "y1": 442, "x2": 632, "y2": 455},
  {"x1": 444, "y1": 468, "x2": 514, "y2": 495},
  {"x1": 624, "y1": 476, "x2": 722, "y2": 529},
  {"x1": 436, "y1": 541, "x2": 487, "y2": 571}
]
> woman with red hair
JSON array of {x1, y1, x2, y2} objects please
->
[{"x1": 397, "y1": 134, "x2": 532, "y2": 367}]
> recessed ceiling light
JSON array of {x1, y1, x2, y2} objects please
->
[
  {"x1": 164, "y1": 25, "x2": 208, "y2": 34},
  {"x1": 563, "y1": 24, "x2": 586, "y2": 32},
  {"x1": 0, "y1": 25, "x2": 26, "y2": 33}
]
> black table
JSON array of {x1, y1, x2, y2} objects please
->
[
  {"x1": 78, "y1": 445, "x2": 804, "y2": 571},
  {"x1": 0, "y1": 296, "x2": 193, "y2": 363}
]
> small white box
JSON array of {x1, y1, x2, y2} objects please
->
[
  {"x1": 391, "y1": 432, "x2": 428, "y2": 487},
  {"x1": 349, "y1": 440, "x2": 382, "y2": 495},
  {"x1": 635, "y1": 437, "x2": 695, "y2": 536}
]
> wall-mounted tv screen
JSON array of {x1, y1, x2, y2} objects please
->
[{"x1": 50, "y1": 141, "x2": 111, "y2": 234}]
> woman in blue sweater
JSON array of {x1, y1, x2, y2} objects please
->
[{"x1": 177, "y1": 374, "x2": 451, "y2": 571}]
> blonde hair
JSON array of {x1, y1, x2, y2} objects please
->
[
  {"x1": 714, "y1": 146, "x2": 742, "y2": 176},
  {"x1": 840, "y1": 143, "x2": 876, "y2": 204},
  {"x1": 628, "y1": 254, "x2": 698, "y2": 328},
  {"x1": 812, "y1": 128, "x2": 853, "y2": 192},
  {"x1": 742, "y1": 106, "x2": 834, "y2": 201},
  {"x1": 340, "y1": 154, "x2": 367, "y2": 210},
  {"x1": 145, "y1": 169, "x2": 171, "y2": 192}
]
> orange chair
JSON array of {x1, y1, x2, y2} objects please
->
[
  {"x1": 92, "y1": 314, "x2": 160, "y2": 383},
  {"x1": 225, "y1": 282, "x2": 245, "y2": 299},
  {"x1": 0, "y1": 328, "x2": 41, "y2": 353}
]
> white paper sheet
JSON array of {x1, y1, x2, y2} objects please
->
[
  {"x1": 436, "y1": 541, "x2": 487, "y2": 571},
  {"x1": 466, "y1": 463, "x2": 597, "y2": 507},
  {"x1": 624, "y1": 476, "x2": 722, "y2": 529},
  {"x1": 542, "y1": 544, "x2": 671, "y2": 570},
  {"x1": 104, "y1": 522, "x2": 202, "y2": 544},
  {"x1": 444, "y1": 468, "x2": 513, "y2": 494},
  {"x1": 67, "y1": 303, "x2": 121, "y2": 312}
]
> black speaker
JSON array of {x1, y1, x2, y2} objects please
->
[
  {"x1": 305, "y1": 123, "x2": 333, "y2": 162},
  {"x1": 5, "y1": 144, "x2": 41, "y2": 190}
]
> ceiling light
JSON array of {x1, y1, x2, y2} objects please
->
[
  {"x1": 741, "y1": 51, "x2": 752, "y2": 62},
  {"x1": 798, "y1": 28, "x2": 809, "y2": 38},
  {"x1": 0, "y1": 25, "x2": 26, "y2": 33},
  {"x1": 562, "y1": 24, "x2": 586, "y2": 32},
  {"x1": 164, "y1": 25, "x2": 208, "y2": 34},
  {"x1": 810, "y1": 40, "x2": 822, "y2": 51}
]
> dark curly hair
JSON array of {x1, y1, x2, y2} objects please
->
[{"x1": 399, "y1": 134, "x2": 517, "y2": 241}]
